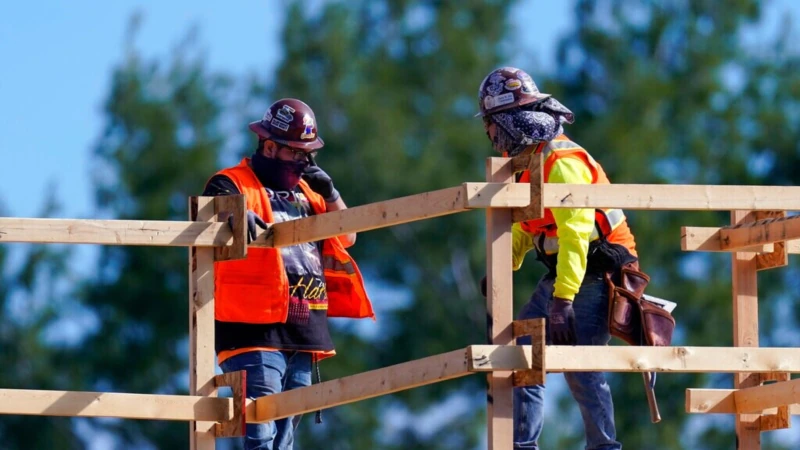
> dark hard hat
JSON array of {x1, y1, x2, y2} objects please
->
[
  {"x1": 249, "y1": 98, "x2": 324, "y2": 150},
  {"x1": 475, "y1": 67, "x2": 551, "y2": 117}
]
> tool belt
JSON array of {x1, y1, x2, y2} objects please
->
[{"x1": 604, "y1": 259, "x2": 675, "y2": 347}]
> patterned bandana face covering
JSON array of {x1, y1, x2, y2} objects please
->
[{"x1": 487, "y1": 97, "x2": 576, "y2": 156}]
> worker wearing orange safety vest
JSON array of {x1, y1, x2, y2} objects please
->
[
  {"x1": 476, "y1": 67, "x2": 639, "y2": 450},
  {"x1": 203, "y1": 98, "x2": 373, "y2": 450}
]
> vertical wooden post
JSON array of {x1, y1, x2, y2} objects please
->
[
  {"x1": 486, "y1": 157, "x2": 515, "y2": 449},
  {"x1": 731, "y1": 210, "x2": 761, "y2": 450},
  {"x1": 189, "y1": 196, "x2": 218, "y2": 450}
]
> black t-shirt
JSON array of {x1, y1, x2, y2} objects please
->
[{"x1": 204, "y1": 174, "x2": 334, "y2": 353}]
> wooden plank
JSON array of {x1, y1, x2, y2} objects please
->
[
  {"x1": 189, "y1": 197, "x2": 218, "y2": 450},
  {"x1": 686, "y1": 388, "x2": 800, "y2": 415},
  {"x1": 213, "y1": 195, "x2": 247, "y2": 261},
  {"x1": 0, "y1": 389, "x2": 231, "y2": 421},
  {"x1": 755, "y1": 211, "x2": 790, "y2": 271},
  {"x1": 512, "y1": 319, "x2": 545, "y2": 387},
  {"x1": 0, "y1": 217, "x2": 234, "y2": 247},
  {"x1": 731, "y1": 210, "x2": 761, "y2": 449},
  {"x1": 734, "y1": 377, "x2": 800, "y2": 415},
  {"x1": 214, "y1": 371, "x2": 247, "y2": 437},
  {"x1": 254, "y1": 348, "x2": 471, "y2": 423},
  {"x1": 485, "y1": 157, "x2": 514, "y2": 450},
  {"x1": 467, "y1": 345, "x2": 534, "y2": 371},
  {"x1": 511, "y1": 152, "x2": 544, "y2": 223},
  {"x1": 719, "y1": 214, "x2": 800, "y2": 253},
  {"x1": 544, "y1": 346, "x2": 800, "y2": 373},
  {"x1": 261, "y1": 183, "x2": 528, "y2": 249},
  {"x1": 543, "y1": 184, "x2": 800, "y2": 210},
  {"x1": 681, "y1": 227, "x2": 773, "y2": 253},
  {"x1": 757, "y1": 371, "x2": 791, "y2": 430}
]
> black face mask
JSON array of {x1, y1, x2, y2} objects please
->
[{"x1": 251, "y1": 151, "x2": 308, "y2": 191}]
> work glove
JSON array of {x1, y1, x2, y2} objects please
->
[
  {"x1": 549, "y1": 297, "x2": 577, "y2": 345},
  {"x1": 227, "y1": 209, "x2": 268, "y2": 244},
  {"x1": 302, "y1": 165, "x2": 340, "y2": 203}
]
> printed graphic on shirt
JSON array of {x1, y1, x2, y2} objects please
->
[{"x1": 266, "y1": 187, "x2": 328, "y2": 325}]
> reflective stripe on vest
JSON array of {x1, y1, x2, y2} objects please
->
[{"x1": 323, "y1": 255, "x2": 356, "y2": 275}]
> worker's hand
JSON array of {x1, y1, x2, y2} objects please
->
[
  {"x1": 228, "y1": 210, "x2": 268, "y2": 244},
  {"x1": 549, "y1": 297, "x2": 577, "y2": 345},
  {"x1": 302, "y1": 165, "x2": 340, "y2": 203},
  {"x1": 479, "y1": 276, "x2": 487, "y2": 298}
]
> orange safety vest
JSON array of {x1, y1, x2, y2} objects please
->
[
  {"x1": 516, "y1": 135, "x2": 637, "y2": 257},
  {"x1": 212, "y1": 158, "x2": 374, "y2": 324}
]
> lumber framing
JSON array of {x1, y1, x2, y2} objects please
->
[
  {"x1": 544, "y1": 346, "x2": 800, "y2": 373},
  {"x1": 542, "y1": 184, "x2": 800, "y2": 210},
  {"x1": 188, "y1": 197, "x2": 219, "y2": 449},
  {"x1": 0, "y1": 389, "x2": 233, "y2": 421},
  {"x1": 687, "y1": 388, "x2": 800, "y2": 415},
  {"x1": 260, "y1": 182, "x2": 529, "y2": 248},
  {"x1": 0, "y1": 217, "x2": 235, "y2": 247},
  {"x1": 719, "y1": 215, "x2": 800, "y2": 251},
  {"x1": 484, "y1": 157, "x2": 516, "y2": 450}
]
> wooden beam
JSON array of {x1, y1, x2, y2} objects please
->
[
  {"x1": 543, "y1": 184, "x2": 800, "y2": 210},
  {"x1": 259, "y1": 183, "x2": 529, "y2": 249},
  {"x1": 0, "y1": 217, "x2": 235, "y2": 247},
  {"x1": 731, "y1": 210, "x2": 761, "y2": 449},
  {"x1": 681, "y1": 227, "x2": 775, "y2": 253},
  {"x1": 485, "y1": 157, "x2": 515, "y2": 450},
  {"x1": 0, "y1": 389, "x2": 232, "y2": 421},
  {"x1": 757, "y1": 371, "x2": 791, "y2": 430},
  {"x1": 467, "y1": 345, "x2": 534, "y2": 371},
  {"x1": 719, "y1": 214, "x2": 800, "y2": 252},
  {"x1": 188, "y1": 197, "x2": 218, "y2": 450},
  {"x1": 213, "y1": 195, "x2": 247, "y2": 261},
  {"x1": 544, "y1": 346, "x2": 800, "y2": 373},
  {"x1": 511, "y1": 319, "x2": 546, "y2": 387},
  {"x1": 214, "y1": 371, "x2": 246, "y2": 437},
  {"x1": 254, "y1": 348, "x2": 471, "y2": 423},
  {"x1": 734, "y1": 377, "x2": 800, "y2": 415},
  {"x1": 511, "y1": 152, "x2": 544, "y2": 223},
  {"x1": 755, "y1": 211, "x2": 790, "y2": 272},
  {"x1": 687, "y1": 388, "x2": 800, "y2": 415}
]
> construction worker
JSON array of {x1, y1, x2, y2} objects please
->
[
  {"x1": 203, "y1": 98, "x2": 373, "y2": 450},
  {"x1": 476, "y1": 67, "x2": 639, "y2": 450}
]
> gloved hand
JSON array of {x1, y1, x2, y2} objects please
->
[
  {"x1": 549, "y1": 297, "x2": 577, "y2": 345},
  {"x1": 302, "y1": 165, "x2": 340, "y2": 203},
  {"x1": 228, "y1": 209, "x2": 268, "y2": 244},
  {"x1": 479, "y1": 276, "x2": 487, "y2": 298}
]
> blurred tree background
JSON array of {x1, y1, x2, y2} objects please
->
[{"x1": 1, "y1": 0, "x2": 800, "y2": 449}]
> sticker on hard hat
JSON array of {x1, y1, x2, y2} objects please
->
[
  {"x1": 263, "y1": 110, "x2": 273, "y2": 122},
  {"x1": 276, "y1": 105, "x2": 296, "y2": 123},
  {"x1": 505, "y1": 79, "x2": 522, "y2": 90},
  {"x1": 300, "y1": 114, "x2": 316, "y2": 139},
  {"x1": 271, "y1": 118, "x2": 290, "y2": 131}
]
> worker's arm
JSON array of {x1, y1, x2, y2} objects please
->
[{"x1": 548, "y1": 158, "x2": 595, "y2": 301}]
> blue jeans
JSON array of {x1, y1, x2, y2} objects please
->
[
  {"x1": 514, "y1": 274, "x2": 621, "y2": 450},
  {"x1": 219, "y1": 350, "x2": 313, "y2": 450}
]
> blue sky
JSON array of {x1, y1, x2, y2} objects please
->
[{"x1": 0, "y1": 1, "x2": 572, "y2": 220}]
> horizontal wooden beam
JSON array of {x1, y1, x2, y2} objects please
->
[
  {"x1": 735, "y1": 377, "x2": 800, "y2": 414},
  {"x1": 543, "y1": 184, "x2": 800, "y2": 210},
  {"x1": 254, "y1": 348, "x2": 471, "y2": 422},
  {"x1": 686, "y1": 388, "x2": 800, "y2": 415},
  {"x1": 682, "y1": 226, "x2": 800, "y2": 253},
  {"x1": 0, "y1": 389, "x2": 233, "y2": 422},
  {"x1": 254, "y1": 345, "x2": 536, "y2": 423},
  {"x1": 546, "y1": 346, "x2": 800, "y2": 373},
  {"x1": 258, "y1": 183, "x2": 529, "y2": 248},
  {"x1": 719, "y1": 215, "x2": 800, "y2": 251},
  {"x1": 0, "y1": 218, "x2": 235, "y2": 247}
]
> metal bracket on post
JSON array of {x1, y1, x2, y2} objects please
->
[
  {"x1": 511, "y1": 319, "x2": 545, "y2": 387},
  {"x1": 214, "y1": 370, "x2": 247, "y2": 438},
  {"x1": 510, "y1": 152, "x2": 543, "y2": 223}
]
